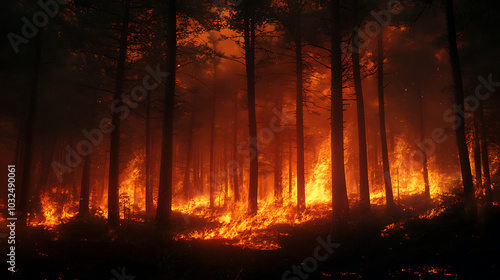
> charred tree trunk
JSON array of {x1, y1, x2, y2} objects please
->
[
  {"x1": 145, "y1": 91, "x2": 154, "y2": 216},
  {"x1": 108, "y1": 1, "x2": 130, "y2": 227},
  {"x1": 377, "y1": 26, "x2": 395, "y2": 213},
  {"x1": 183, "y1": 113, "x2": 194, "y2": 201},
  {"x1": 201, "y1": 152, "x2": 205, "y2": 194},
  {"x1": 478, "y1": 101, "x2": 493, "y2": 207},
  {"x1": 79, "y1": 96, "x2": 97, "y2": 218},
  {"x1": 209, "y1": 63, "x2": 217, "y2": 210},
  {"x1": 156, "y1": 0, "x2": 176, "y2": 227},
  {"x1": 193, "y1": 144, "x2": 201, "y2": 194},
  {"x1": 224, "y1": 132, "x2": 229, "y2": 204},
  {"x1": 351, "y1": 0, "x2": 370, "y2": 213},
  {"x1": 417, "y1": 89, "x2": 431, "y2": 205},
  {"x1": 32, "y1": 142, "x2": 54, "y2": 217},
  {"x1": 245, "y1": 0, "x2": 259, "y2": 214},
  {"x1": 233, "y1": 93, "x2": 240, "y2": 202},
  {"x1": 19, "y1": 29, "x2": 43, "y2": 225},
  {"x1": 331, "y1": 0, "x2": 349, "y2": 233},
  {"x1": 289, "y1": 138, "x2": 293, "y2": 196},
  {"x1": 473, "y1": 111, "x2": 482, "y2": 191},
  {"x1": 79, "y1": 155, "x2": 91, "y2": 218},
  {"x1": 274, "y1": 102, "x2": 283, "y2": 204},
  {"x1": 445, "y1": 0, "x2": 477, "y2": 219},
  {"x1": 295, "y1": 11, "x2": 306, "y2": 213}
]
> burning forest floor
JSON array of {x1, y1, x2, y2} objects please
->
[{"x1": 3, "y1": 197, "x2": 500, "y2": 280}]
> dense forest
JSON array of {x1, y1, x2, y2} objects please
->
[{"x1": 1, "y1": 0, "x2": 499, "y2": 279}]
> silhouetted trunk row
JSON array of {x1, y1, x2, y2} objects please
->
[{"x1": 156, "y1": 0, "x2": 176, "y2": 227}]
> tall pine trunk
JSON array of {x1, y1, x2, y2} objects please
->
[
  {"x1": 156, "y1": 0, "x2": 176, "y2": 227},
  {"x1": 79, "y1": 96, "x2": 97, "y2": 218},
  {"x1": 295, "y1": 13, "x2": 306, "y2": 212},
  {"x1": 331, "y1": 0, "x2": 349, "y2": 233},
  {"x1": 209, "y1": 63, "x2": 217, "y2": 210},
  {"x1": 417, "y1": 89, "x2": 431, "y2": 205},
  {"x1": 478, "y1": 101, "x2": 492, "y2": 207},
  {"x1": 245, "y1": 0, "x2": 259, "y2": 214},
  {"x1": 183, "y1": 114, "x2": 194, "y2": 201},
  {"x1": 289, "y1": 139, "x2": 293, "y2": 196},
  {"x1": 351, "y1": 0, "x2": 370, "y2": 213},
  {"x1": 274, "y1": 101, "x2": 283, "y2": 204},
  {"x1": 473, "y1": 111, "x2": 482, "y2": 191},
  {"x1": 445, "y1": 0, "x2": 477, "y2": 219},
  {"x1": 19, "y1": 29, "x2": 43, "y2": 225},
  {"x1": 145, "y1": 91, "x2": 154, "y2": 216},
  {"x1": 377, "y1": 26, "x2": 395, "y2": 213},
  {"x1": 108, "y1": 0, "x2": 130, "y2": 227},
  {"x1": 233, "y1": 93, "x2": 240, "y2": 202},
  {"x1": 79, "y1": 155, "x2": 91, "y2": 217}
]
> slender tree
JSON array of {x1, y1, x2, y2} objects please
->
[
  {"x1": 145, "y1": 91, "x2": 154, "y2": 216},
  {"x1": 244, "y1": 0, "x2": 259, "y2": 214},
  {"x1": 183, "y1": 113, "x2": 195, "y2": 201},
  {"x1": 445, "y1": 0, "x2": 477, "y2": 219},
  {"x1": 478, "y1": 101, "x2": 493, "y2": 207},
  {"x1": 417, "y1": 87, "x2": 431, "y2": 205},
  {"x1": 19, "y1": 29, "x2": 43, "y2": 225},
  {"x1": 289, "y1": 137, "x2": 293, "y2": 196},
  {"x1": 209, "y1": 56, "x2": 218, "y2": 210},
  {"x1": 274, "y1": 101, "x2": 283, "y2": 204},
  {"x1": 377, "y1": 26, "x2": 395, "y2": 213},
  {"x1": 473, "y1": 110, "x2": 482, "y2": 192},
  {"x1": 233, "y1": 92, "x2": 240, "y2": 202},
  {"x1": 156, "y1": 0, "x2": 177, "y2": 227},
  {"x1": 294, "y1": 0, "x2": 306, "y2": 212},
  {"x1": 78, "y1": 96, "x2": 97, "y2": 218},
  {"x1": 351, "y1": 0, "x2": 370, "y2": 213},
  {"x1": 331, "y1": 0, "x2": 349, "y2": 232},
  {"x1": 108, "y1": 0, "x2": 131, "y2": 227}
]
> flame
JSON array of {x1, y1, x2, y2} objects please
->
[
  {"x1": 174, "y1": 138, "x2": 333, "y2": 250},
  {"x1": 27, "y1": 128, "x2": 490, "y2": 249},
  {"x1": 29, "y1": 190, "x2": 77, "y2": 228}
]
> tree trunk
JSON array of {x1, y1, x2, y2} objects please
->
[
  {"x1": 417, "y1": 89, "x2": 431, "y2": 205},
  {"x1": 209, "y1": 63, "x2": 217, "y2": 210},
  {"x1": 289, "y1": 138, "x2": 293, "y2": 196},
  {"x1": 79, "y1": 96, "x2": 97, "y2": 218},
  {"x1": 79, "y1": 154, "x2": 91, "y2": 217},
  {"x1": 245, "y1": 0, "x2": 259, "y2": 214},
  {"x1": 156, "y1": 0, "x2": 176, "y2": 227},
  {"x1": 19, "y1": 29, "x2": 43, "y2": 225},
  {"x1": 351, "y1": 0, "x2": 370, "y2": 213},
  {"x1": 331, "y1": 0, "x2": 349, "y2": 232},
  {"x1": 145, "y1": 91, "x2": 154, "y2": 216},
  {"x1": 274, "y1": 102, "x2": 283, "y2": 204},
  {"x1": 183, "y1": 114, "x2": 194, "y2": 201},
  {"x1": 233, "y1": 92, "x2": 240, "y2": 202},
  {"x1": 193, "y1": 144, "x2": 201, "y2": 194},
  {"x1": 295, "y1": 13, "x2": 306, "y2": 213},
  {"x1": 32, "y1": 142, "x2": 54, "y2": 217},
  {"x1": 478, "y1": 101, "x2": 492, "y2": 207},
  {"x1": 377, "y1": 26, "x2": 395, "y2": 213},
  {"x1": 108, "y1": 0, "x2": 130, "y2": 227},
  {"x1": 224, "y1": 131, "x2": 229, "y2": 204},
  {"x1": 473, "y1": 111, "x2": 482, "y2": 191},
  {"x1": 445, "y1": 0, "x2": 477, "y2": 219}
]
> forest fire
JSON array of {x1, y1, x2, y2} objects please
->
[
  {"x1": 2, "y1": 0, "x2": 499, "y2": 279},
  {"x1": 27, "y1": 137, "x2": 460, "y2": 250}
]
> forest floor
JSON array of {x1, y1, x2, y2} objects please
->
[{"x1": 3, "y1": 200, "x2": 500, "y2": 280}]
